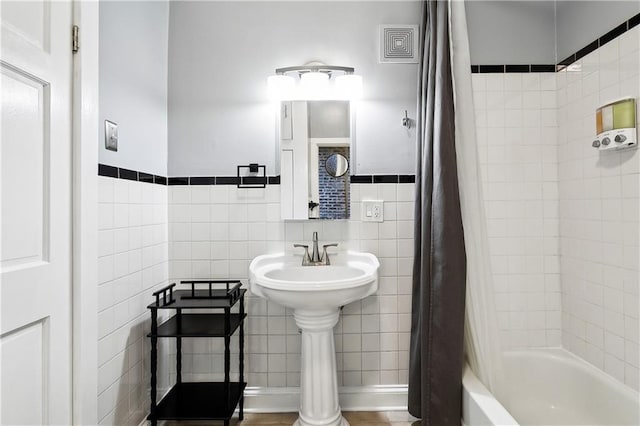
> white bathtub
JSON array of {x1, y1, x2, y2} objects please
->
[{"x1": 462, "y1": 348, "x2": 640, "y2": 425}]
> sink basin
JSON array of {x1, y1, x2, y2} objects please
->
[
  {"x1": 249, "y1": 251, "x2": 379, "y2": 426},
  {"x1": 249, "y1": 251, "x2": 379, "y2": 310}
]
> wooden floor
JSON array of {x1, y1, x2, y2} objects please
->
[{"x1": 166, "y1": 411, "x2": 419, "y2": 425}]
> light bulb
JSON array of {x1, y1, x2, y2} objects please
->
[
  {"x1": 267, "y1": 75, "x2": 295, "y2": 101},
  {"x1": 335, "y1": 74, "x2": 363, "y2": 100},
  {"x1": 300, "y1": 72, "x2": 330, "y2": 99}
]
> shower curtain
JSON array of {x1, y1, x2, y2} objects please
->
[
  {"x1": 408, "y1": 0, "x2": 467, "y2": 424},
  {"x1": 449, "y1": 0, "x2": 503, "y2": 394},
  {"x1": 409, "y1": 1, "x2": 503, "y2": 423}
]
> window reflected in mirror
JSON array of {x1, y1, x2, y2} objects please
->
[{"x1": 317, "y1": 148, "x2": 350, "y2": 219}]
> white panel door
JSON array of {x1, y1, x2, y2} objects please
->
[{"x1": 1, "y1": 1, "x2": 73, "y2": 424}]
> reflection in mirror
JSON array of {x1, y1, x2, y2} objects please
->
[
  {"x1": 325, "y1": 153, "x2": 349, "y2": 177},
  {"x1": 308, "y1": 101, "x2": 350, "y2": 138},
  {"x1": 317, "y1": 147, "x2": 350, "y2": 219},
  {"x1": 279, "y1": 100, "x2": 352, "y2": 220}
]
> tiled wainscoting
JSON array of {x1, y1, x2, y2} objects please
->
[
  {"x1": 556, "y1": 26, "x2": 639, "y2": 390},
  {"x1": 472, "y1": 71, "x2": 562, "y2": 349},
  {"x1": 167, "y1": 183, "x2": 416, "y2": 387},
  {"x1": 97, "y1": 177, "x2": 171, "y2": 425}
]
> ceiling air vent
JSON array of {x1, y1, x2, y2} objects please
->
[{"x1": 379, "y1": 25, "x2": 419, "y2": 64}]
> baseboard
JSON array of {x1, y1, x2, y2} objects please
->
[
  {"x1": 243, "y1": 385, "x2": 408, "y2": 413},
  {"x1": 141, "y1": 385, "x2": 408, "y2": 424}
]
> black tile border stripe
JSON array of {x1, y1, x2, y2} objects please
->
[
  {"x1": 505, "y1": 64, "x2": 530, "y2": 73},
  {"x1": 119, "y1": 168, "x2": 138, "y2": 181},
  {"x1": 373, "y1": 175, "x2": 399, "y2": 184},
  {"x1": 98, "y1": 164, "x2": 118, "y2": 178},
  {"x1": 350, "y1": 175, "x2": 373, "y2": 184},
  {"x1": 189, "y1": 176, "x2": 215, "y2": 185},
  {"x1": 575, "y1": 40, "x2": 599, "y2": 61},
  {"x1": 168, "y1": 177, "x2": 189, "y2": 186},
  {"x1": 472, "y1": 12, "x2": 640, "y2": 74},
  {"x1": 530, "y1": 64, "x2": 556, "y2": 73},
  {"x1": 478, "y1": 65, "x2": 505, "y2": 73},
  {"x1": 216, "y1": 176, "x2": 241, "y2": 185},
  {"x1": 98, "y1": 164, "x2": 416, "y2": 186},
  {"x1": 268, "y1": 176, "x2": 280, "y2": 185},
  {"x1": 139, "y1": 172, "x2": 154, "y2": 183},
  {"x1": 472, "y1": 63, "x2": 557, "y2": 74},
  {"x1": 351, "y1": 175, "x2": 416, "y2": 184},
  {"x1": 600, "y1": 21, "x2": 627, "y2": 46}
]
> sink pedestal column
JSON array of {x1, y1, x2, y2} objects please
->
[{"x1": 293, "y1": 309, "x2": 348, "y2": 426}]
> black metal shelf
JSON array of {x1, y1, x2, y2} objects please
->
[
  {"x1": 148, "y1": 313, "x2": 247, "y2": 338},
  {"x1": 148, "y1": 280, "x2": 245, "y2": 426},
  {"x1": 148, "y1": 382, "x2": 247, "y2": 421}
]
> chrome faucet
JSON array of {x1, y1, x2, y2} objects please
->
[
  {"x1": 294, "y1": 232, "x2": 339, "y2": 266},
  {"x1": 310, "y1": 231, "x2": 321, "y2": 263}
]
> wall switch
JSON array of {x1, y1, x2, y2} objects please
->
[
  {"x1": 362, "y1": 200, "x2": 384, "y2": 222},
  {"x1": 105, "y1": 120, "x2": 118, "y2": 152}
]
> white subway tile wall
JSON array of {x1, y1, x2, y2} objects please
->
[
  {"x1": 168, "y1": 183, "x2": 415, "y2": 387},
  {"x1": 556, "y1": 27, "x2": 640, "y2": 390},
  {"x1": 472, "y1": 71, "x2": 562, "y2": 349},
  {"x1": 98, "y1": 177, "x2": 170, "y2": 425}
]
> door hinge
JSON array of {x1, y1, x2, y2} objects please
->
[{"x1": 72, "y1": 25, "x2": 79, "y2": 53}]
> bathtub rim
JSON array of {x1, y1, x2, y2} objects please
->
[{"x1": 462, "y1": 363, "x2": 518, "y2": 426}]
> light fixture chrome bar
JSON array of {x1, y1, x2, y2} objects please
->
[{"x1": 275, "y1": 65, "x2": 355, "y2": 75}]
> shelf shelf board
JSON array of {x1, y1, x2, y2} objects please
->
[
  {"x1": 148, "y1": 381, "x2": 246, "y2": 421},
  {"x1": 148, "y1": 289, "x2": 246, "y2": 310},
  {"x1": 148, "y1": 313, "x2": 246, "y2": 338}
]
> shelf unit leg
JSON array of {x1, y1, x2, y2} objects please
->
[
  {"x1": 176, "y1": 337, "x2": 182, "y2": 384},
  {"x1": 177, "y1": 308, "x2": 182, "y2": 385},
  {"x1": 239, "y1": 296, "x2": 245, "y2": 420},
  {"x1": 224, "y1": 308, "x2": 231, "y2": 411},
  {"x1": 150, "y1": 308, "x2": 158, "y2": 426}
]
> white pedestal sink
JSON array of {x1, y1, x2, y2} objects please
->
[{"x1": 249, "y1": 251, "x2": 379, "y2": 426}]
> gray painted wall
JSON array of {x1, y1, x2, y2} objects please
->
[
  {"x1": 99, "y1": 1, "x2": 169, "y2": 176},
  {"x1": 167, "y1": 1, "x2": 421, "y2": 176},
  {"x1": 162, "y1": 0, "x2": 638, "y2": 176},
  {"x1": 556, "y1": 0, "x2": 640, "y2": 60},
  {"x1": 466, "y1": 0, "x2": 557, "y2": 65}
]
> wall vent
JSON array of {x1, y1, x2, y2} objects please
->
[{"x1": 379, "y1": 25, "x2": 419, "y2": 63}]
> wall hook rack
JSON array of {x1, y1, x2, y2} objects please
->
[{"x1": 402, "y1": 110, "x2": 412, "y2": 129}]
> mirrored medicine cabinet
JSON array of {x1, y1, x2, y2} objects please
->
[{"x1": 278, "y1": 100, "x2": 354, "y2": 220}]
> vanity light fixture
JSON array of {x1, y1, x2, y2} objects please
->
[{"x1": 267, "y1": 64, "x2": 363, "y2": 101}]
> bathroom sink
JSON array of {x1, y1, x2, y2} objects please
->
[
  {"x1": 249, "y1": 251, "x2": 379, "y2": 310},
  {"x1": 249, "y1": 250, "x2": 379, "y2": 426}
]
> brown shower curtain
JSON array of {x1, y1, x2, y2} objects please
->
[{"x1": 408, "y1": 1, "x2": 467, "y2": 425}]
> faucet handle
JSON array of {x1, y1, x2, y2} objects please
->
[
  {"x1": 293, "y1": 244, "x2": 311, "y2": 265},
  {"x1": 321, "y1": 243, "x2": 339, "y2": 265}
]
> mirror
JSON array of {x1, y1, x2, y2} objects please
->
[
  {"x1": 325, "y1": 153, "x2": 349, "y2": 177},
  {"x1": 279, "y1": 100, "x2": 353, "y2": 220}
]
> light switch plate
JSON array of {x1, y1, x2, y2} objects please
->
[
  {"x1": 105, "y1": 120, "x2": 118, "y2": 152},
  {"x1": 362, "y1": 200, "x2": 384, "y2": 222}
]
